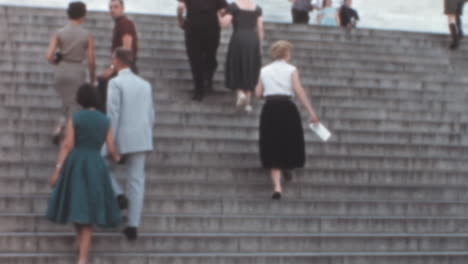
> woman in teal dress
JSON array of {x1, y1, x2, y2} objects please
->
[
  {"x1": 46, "y1": 83, "x2": 121, "y2": 264},
  {"x1": 317, "y1": 0, "x2": 340, "y2": 26}
]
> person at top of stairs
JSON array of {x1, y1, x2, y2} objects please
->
[
  {"x1": 97, "y1": 0, "x2": 139, "y2": 112},
  {"x1": 339, "y1": 0, "x2": 359, "y2": 31},
  {"x1": 317, "y1": 0, "x2": 340, "y2": 26},
  {"x1": 45, "y1": 1, "x2": 96, "y2": 145},
  {"x1": 256, "y1": 40, "x2": 320, "y2": 200},
  {"x1": 289, "y1": 0, "x2": 317, "y2": 24},
  {"x1": 46, "y1": 83, "x2": 122, "y2": 264},
  {"x1": 219, "y1": 0, "x2": 264, "y2": 113},
  {"x1": 177, "y1": 0, "x2": 228, "y2": 102},
  {"x1": 444, "y1": 0, "x2": 467, "y2": 49}
]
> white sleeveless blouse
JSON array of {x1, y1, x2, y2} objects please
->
[{"x1": 260, "y1": 60, "x2": 297, "y2": 97}]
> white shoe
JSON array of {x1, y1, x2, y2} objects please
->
[
  {"x1": 236, "y1": 92, "x2": 247, "y2": 108},
  {"x1": 244, "y1": 104, "x2": 253, "y2": 113}
]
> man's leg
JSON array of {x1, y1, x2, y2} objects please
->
[
  {"x1": 203, "y1": 27, "x2": 221, "y2": 93},
  {"x1": 185, "y1": 27, "x2": 205, "y2": 100},
  {"x1": 125, "y1": 152, "x2": 146, "y2": 228}
]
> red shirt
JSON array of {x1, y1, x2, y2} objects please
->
[{"x1": 112, "y1": 15, "x2": 138, "y2": 61}]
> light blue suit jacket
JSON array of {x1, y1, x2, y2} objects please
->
[{"x1": 107, "y1": 69, "x2": 155, "y2": 154}]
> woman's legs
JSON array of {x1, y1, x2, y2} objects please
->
[
  {"x1": 74, "y1": 224, "x2": 82, "y2": 251},
  {"x1": 77, "y1": 224, "x2": 93, "y2": 264},
  {"x1": 270, "y1": 168, "x2": 282, "y2": 193},
  {"x1": 244, "y1": 91, "x2": 252, "y2": 112}
]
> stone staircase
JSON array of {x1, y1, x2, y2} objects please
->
[{"x1": 2, "y1": 5, "x2": 468, "y2": 264}]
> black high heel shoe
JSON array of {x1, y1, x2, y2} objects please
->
[{"x1": 272, "y1": 192, "x2": 282, "y2": 200}]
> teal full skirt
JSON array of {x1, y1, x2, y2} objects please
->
[{"x1": 46, "y1": 148, "x2": 122, "y2": 228}]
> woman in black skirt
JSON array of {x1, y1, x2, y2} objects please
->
[
  {"x1": 255, "y1": 40, "x2": 319, "y2": 200},
  {"x1": 218, "y1": 0, "x2": 264, "y2": 113}
]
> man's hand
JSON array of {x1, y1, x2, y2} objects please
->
[{"x1": 99, "y1": 66, "x2": 115, "y2": 80}]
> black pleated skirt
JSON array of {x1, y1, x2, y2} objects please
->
[{"x1": 259, "y1": 97, "x2": 305, "y2": 169}]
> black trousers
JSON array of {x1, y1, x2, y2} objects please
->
[
  {"x1": 97, "y1": 63, "x2": 138, "y2": 113},
  {"x1": 292, "y1": 9, "x2": 310, "y2": 24},
  {"x1": 184, "y1": 24, "x2": 221, "y2": 94}
]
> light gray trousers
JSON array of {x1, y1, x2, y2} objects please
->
[{"x1": 109, "y1": 152, "x2": 146, "y2": 228}]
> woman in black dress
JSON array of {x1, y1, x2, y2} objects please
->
[
  {"x1": 256, "y1": 41, "x2": 320, "y2": 200},
  {"x1": 218, "y1": 0, "x2": 264, "y2": 113}
]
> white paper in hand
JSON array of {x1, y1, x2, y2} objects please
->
[{"x1": 309, "y1": 123, "x2": 331, "y2": 142}]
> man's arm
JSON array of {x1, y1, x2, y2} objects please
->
[{"x1": 107, "y1": 79, "x2": 122, "y2": 140}]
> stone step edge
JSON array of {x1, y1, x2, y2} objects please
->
[
  {"x1": 5, "y1": 232, "x2": 468, "y2": 238},
  {"x1": 3, "y1": 194, "x2": 468, "y2": 205},
  {"x1": 4, "y1": 177, "x2": 468, "y2": 190},
  {"x1": 6, "y1": 212, "x2": 468, "y2": 221},
  {"x1": 1, "y1": 251, "x2": 468, "y2": 257}
]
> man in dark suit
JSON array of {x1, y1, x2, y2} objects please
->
[{"x1": 177, "y1": 0, "x2": 228, "y2": 101}]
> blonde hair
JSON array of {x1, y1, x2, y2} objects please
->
[{"x1": 270, "y1": 40, "x2": 293, "y2": 60}]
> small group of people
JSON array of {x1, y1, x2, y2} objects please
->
[
  {"x1": 177, "y1": 0, "x2": 263, "y2": 113},
  {"x1": 45, "y1": 1, "x2": 154, "y2": 264},
  {"x1": 43, "y1": 0, "x2": 322, "y2": 263},
  {"x1": 290, "y1": 0, "x2": 359, "y2": 29},
  {"x1": 445, "y1": 0, "x2": 467, "y2": 50}
]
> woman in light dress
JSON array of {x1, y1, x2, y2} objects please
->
[{"x1": 45, "y1": 1, "x2": 95, "y2": 144}]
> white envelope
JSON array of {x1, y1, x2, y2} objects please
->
[{"x1": 309, "y1": 123, "x2": 332, "y2": 142}]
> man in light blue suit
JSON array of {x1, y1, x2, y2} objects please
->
[{"x1": 107, "y1": 48, "x2": 155, "y2": 241}]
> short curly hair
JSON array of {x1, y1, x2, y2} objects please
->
[
  {"x1": 270, "y1": 40, "x2": 293, "y2": 60},
  {"x1": 76, "y1": 83, "x2": 100, "y2": 109},
  {"x1": 67, "y1": 2, "x2": 87, "y2": 20}
]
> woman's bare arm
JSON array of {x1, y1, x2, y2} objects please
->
[
  {"x1": 291, "y1": 70, "x2": 319, "y2": 124},
  {"x1": 49, "y1": 119, "x2": 75, "y2": 186},
  {"x1": 256, "y1": 16, "x2": 264, "y2": 48},
  {"x1": 45, "y1": 33, "x2": 59, "y2": 65},
  {"x1": 87, "y1": 34, "x2": 96, "y2": 84}
]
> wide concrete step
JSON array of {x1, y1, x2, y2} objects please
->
[
  {"x1": 3, "y1": 177, "x2": 468, "y2": 202},
  {"x1": 3, "y1": 67, "x2": 467, "y2": 91},
  {"x1": 2, "y1": 195, "x2": 468, "y2": 217},
  {"x1": 1, "y1": 252, "x2": 468, "y2": 264},
  {"x1": 4, "y1": 213, "x2": 468, "y2": 234},
  {"x1": 2, "y1": 125, "x2": 462, "y2": 147},
  {"x1": 18, "y1": 135, "x2": 468, "y2": 158},
  {"x1": 2, "y1": 232, "x2": 468, "y2": 253},
  {"x1": 2, "y1": 40, "x2": 457, "y2": 73},
  {"x1": 11, "y1": 163, "x2": 468, "y2": 186},
  {"x1": 2, "y1": 53, "x2": 458, "y2": 82}
]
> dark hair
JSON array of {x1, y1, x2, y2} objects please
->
[
  {"x1": 322, "y1": 0, "x2": 331, "y2": 8},
  {"x1": 76, "y1": 83, "x2": 100, "y2": 109},
  {"x1": 110, "y1": 0, "x2": 124, "y2": 7},
  {"x1": 114, "y1": 48, "x2": 134, "y2": 66},
  {"x1": 67, "y1": 2, "x2": 87, "y2": 20}
]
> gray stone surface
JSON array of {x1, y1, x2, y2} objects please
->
[{"x1": 1, "y1": 6, "x2": 468, "y2": 264}]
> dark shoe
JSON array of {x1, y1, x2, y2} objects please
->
[
  {"x1": 272, "y1": 192, "x2": 282, "y2": 200},
  {"x1": 449, "y1": 23, "x2": 460, "y2": 50},
  {"x1": 117, "y1": 195, "x2": 129, "y2": 210},
  {"x1": 123, "y1": 226, "x2": 138, "y2": 241},
  {"x1": 192, "y1": 91, "x2": 204, "y2": 101},
  {"x1": 283, "y1": 170, "x2": 293, "y2": 182}
]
